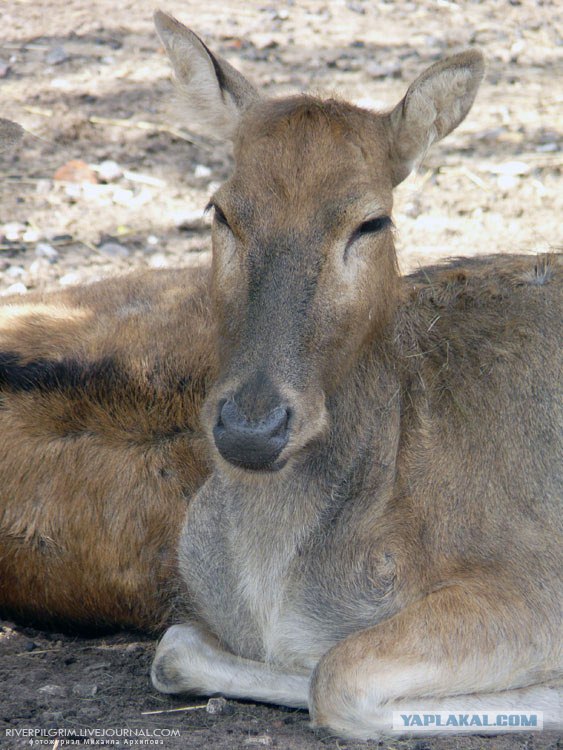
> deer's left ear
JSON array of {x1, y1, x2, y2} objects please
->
[
  {"x1": 155, "y1": 11, "x2": 260, "y2": 140},
  {"x1": 385, "y1": 50, "x2": 484, "y2": 185}
]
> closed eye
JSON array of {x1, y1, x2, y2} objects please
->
[
  {"x1": 344, "y1": 215, "x2": 392, "y2": 259},
  {"x1": 353, "y1": 215, "x2": 392, "y2": 240},
  {"x1": 205, "y1": 201, "x2": 231, "y2": 230}
]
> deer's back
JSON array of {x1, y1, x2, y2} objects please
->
[
  {"x1": 0, "y1": 267, "x2": 215, "y2": 630},
  {"x1": 392, "y1": 252, "x2": 562, "y2": 558}
]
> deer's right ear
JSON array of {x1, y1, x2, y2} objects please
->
[{"x1": 154, "y1": 11, "x2": 259, "y2": 140}]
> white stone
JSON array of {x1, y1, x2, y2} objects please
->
[
  {"x1": 1, "y1": 282, "x2": 27, "y2": 296},
  {"x1": 148, "y1": 253, "x2": 169, "y2": 269},
  {"x1": 35, "y1": 242, "x2": 59, "y2": 260},
  {"x1": 194, "y1": 164, "x2": 212, "y2": 178},
  {"x1": 97, "y1": 160, "x2": 122, "y2": 182}
]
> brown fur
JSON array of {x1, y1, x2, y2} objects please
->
[
  {"x1": 151, "y1": 14, "x2": 562, "y2": 740},
  {"x1": 0, "y1": 268, "x2": 215, "y2": 631}
]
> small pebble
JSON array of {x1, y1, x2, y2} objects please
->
[
  {"x1": 497, "y1": 174, "x2": 518, "y2": 191},
  {"x1": 334, "y1": 57, "x2": 361, "y2": 72},
  {"x1": 206, "y1": 696, "x2": 227, "y2": 714},
  {"x1": 54, "y1": 159, "x2": 98, "y2": 184},
  {"x1": 35, "y1": 242, "x2": 59, "y2": 261},
  {"x1": 22, "y1": 228, "x2": 40, "y2": 242},
  {"x1": 125, "y1": 642, "x2": 144, "y2": 653},
  {"x1": 6, "y1": 265, "x2": 25, "y2": 278},
  {"x1": 97, "y1": 160, "x2": 122, "y2": 182},
  {"x1": 489, "y1": 160, "x2": 531, "y2": 176},
  {"x1": 46, "y1": 46, "x2": 69, "y2": 65},
  {"x1": 72, "y1": 682, "x2": 98, "y2": 698},
  {"x1": 111, "y1": 187, "x2": 135, "y2": 207},
  {"x1": 536, "y1": 143, "x2": 557, "y2": 153},
  {"x1": 403, "y1": 199, "x2": 421, "y2": 218},
  {"x1": 50, "y1": 78, "x2": 71, "y2": 90},
  {"x1": 366, "y1": 61, "x2": 402, "y2": 79},
  {"x1": 2, "y1": 222, "x2": 26, "y2": 241},
  {"x1": 510, "y1": 39, "x2": 526, "y2": 59},
  {"x1": 194, "y1": 164, "x2": 212, "y2": 179},
  {"x1": 98, "y1": 241, "x2": 130, "y2": 258},
  {"x1": 1, "y1": 282, "x2": 27, "y2": 296},
  {"x1": 148, "y1": 253, "x2": 169, "y2": 269},
  {"x1": 64, "y1": 183, "x2": 82, "y2": 200},
  {"x1": 59, "y1": 272, "x2": 82, "y2": 286},
  {"x1": 249, "y1": 34, "x2": 279, "y2": 50},
  {"x1": 346, "y1": 0, "x2": 366, "y2": 13},
  {"x1": 39, "y1": 684, "x2": 67, "y2": 698},
  {"x1": 35, "y1": 179, "x2": 53, "y2": 195}
]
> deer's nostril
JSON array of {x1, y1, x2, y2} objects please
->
[
  {"x1": 215, "y1": 399, "x2": 228, "y2": 428},
  {"x1": 218, "y1": 400, "x2": 245, "y2": 431},
  {"x1": 262, "y1": 406, "x2": 289, "y2": 437}
]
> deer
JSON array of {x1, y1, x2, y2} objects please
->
[
  {"x1": 0, "y1": 266, "x2": 215, "y2": 631},
  {"x1": 150, "y1": 12, "x2": 562, "y2": 740}
]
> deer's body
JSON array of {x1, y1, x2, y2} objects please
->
[
  {"x1": 151, "y1": 13, "x2": 562, "y2": 739},
  {"x1": 180, "y1": 254, "x2": 562, "y2": 669},
  {"x1": 0, "y1": 268, "x2": 214, "y2": 630}
]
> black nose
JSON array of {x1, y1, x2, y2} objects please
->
[{"x1": 213, "y1": 400, "x2": 290, "y2": 471}]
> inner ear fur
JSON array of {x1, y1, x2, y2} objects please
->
[
  {"x1": 154, "y1": 10, "x2": 259, "y2": 140},
  {"x1": 386, "y1": 50, "x2": 485, "y2": 185}
]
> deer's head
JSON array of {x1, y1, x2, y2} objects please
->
[{"x1": 156, "y1": 12, "x2": 484, "y2": 474}]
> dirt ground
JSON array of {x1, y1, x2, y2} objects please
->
[{"x1": 0, "y1": 0, "x2": 561, "y2": 748}]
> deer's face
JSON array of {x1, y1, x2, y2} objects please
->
[
  {"x1": 154, "y1": 10, "x2": 484, "y2": 473},
  {"x1": 204, "y1": 101, "x2": 398, "y2": 472}
]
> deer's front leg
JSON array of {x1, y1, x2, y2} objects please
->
[
  {"x1": 152, "y1": 622, "x2": 310, "y2": 708},
  {"x1": 310, "y1": 584, "x2": 562, "y2": 740}
]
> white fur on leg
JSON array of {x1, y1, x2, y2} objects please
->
[
  {"x1": 311, "y1": 677, "x2": 562, "y2": 740},
  {"x1": 152, "y1": 623, "x2": 310, "y2": 708}
]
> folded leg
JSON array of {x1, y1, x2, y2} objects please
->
[
  {"x1": 152, "y1": 622, "x2": 310, "y2": 708},
  {"x1": 309, "y1": 583, "x2": 562, "y2": 739}
]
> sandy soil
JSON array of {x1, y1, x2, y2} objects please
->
[{"x1": 0, "y1": 0, "x2": 561, "y2": 748}]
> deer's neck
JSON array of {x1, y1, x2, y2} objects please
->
[{"x1": 180, "y1": 339, "x2": 402, "y2": 659}]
